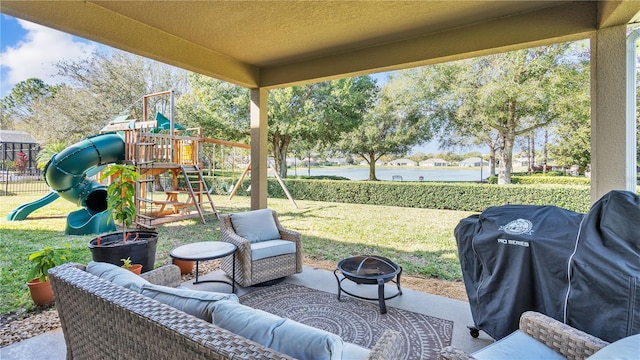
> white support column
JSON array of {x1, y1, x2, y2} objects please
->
[
  {"x1": 590, "y1": 25, "x2": 637, "y2": 203},
  {"x1": 250, "y1": 88, "x2": 269, "y2": 210}
]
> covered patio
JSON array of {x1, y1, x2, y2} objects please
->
[
  {"x1": 2, "y1": 1, "x2": 638, "y2": 206},
  {"x1": 1, "y1": 1, "x2": 639, "y2": 359}
]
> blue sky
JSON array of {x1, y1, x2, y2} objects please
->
[{"x1": 1, "y1": 15, "x2": 98, "y2": 98}]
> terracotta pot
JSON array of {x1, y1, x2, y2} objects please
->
[
  {"x1": 27, "y1": 278, "x2": 54, "y2": 306},
  {"x1": 173, "y1": 259, "x2": 194, "y2": 274},
  {"x1": 128, "y1": 264, "x2": 143, "y2": 275}
]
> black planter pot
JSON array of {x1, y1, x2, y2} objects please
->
[{"x1": 88, "y1": 231, "x2": 158, "y2": 273}]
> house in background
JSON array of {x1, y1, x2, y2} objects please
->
[
  {"x1": 388, "y1": 158, "x2": 416, "y2": 166},
  {"x1": 421, "y1": 158, "x2": 449, "y2": 167},
  {"x1": 325, "y1": 158, "x2": 348, "y2": 166},
  {"x1": 459, "y1": 157, "x2": 489, "y2": 167}
]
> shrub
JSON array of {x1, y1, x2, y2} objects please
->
[
  {"x1": 487, "y1": 175, "x2": 590, "y2": 185},
  {"x1": 206, "y1": 176, "x2": 591, "y2": 213}
]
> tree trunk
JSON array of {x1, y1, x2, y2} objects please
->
[
  {"x1": 270, "y1": 133, "x2": 290, "y2": 178},
  {"x1": 543, "y1": 128, "x2": 548, "y2": 175},
  {"x1": 531, "y1": 131, "x2": 536, "y2": 172},
  {"x1": 498, "y1": 132, "x2": 515, "y2": 184},
  {"x1": 489, "y1": 147, "x2": 497, "y2": 176},
  {"x1": 367, "y1": 152, "x2": 378, "y2": 181},
  {"x1": 498, "y1": 100, "x2": 517, "y2": 184},
  {"x1": 527, "y1": 134, "x2": 533, "y2": 173}
]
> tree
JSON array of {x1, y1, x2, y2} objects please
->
[
  {"x1": 546, "y1": 44, "x2": 591, "y2": 169},
  {"x1": 36, "y1": 142, "x2": 68, "y2": 170},
  {"x1": 178, "y1": 73, "x2": 249, "y2": 141},
  {"x1": 406, "y1": 42, "x2": 587, "y2": 183},
  {"x1": 1, "y1": 78, "x2": 60, "y2": 130},
  {"x1": 269, "y1": 76, "x2": 377, "y2": 177},
  {"x1": 338, "y1": 77, "x2": 435, "y2": 180},
  {"x1": 27, "y1": 85, "x2": 114, "y2": 144},
  {"x1": 177, "y1": 74, "x2": 250, "y2": 175},
  {"x1": 56, "y1": 50, "x2": 188, "y2": 126}
]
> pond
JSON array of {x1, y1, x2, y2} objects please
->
[{"x1": 289, "y1": 166, "x2": 487, "y2": 182}]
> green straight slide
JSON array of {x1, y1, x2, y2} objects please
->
[
  {"x1": 8, "y1": 133, "x2": 126, "y2": 235},
  {"x1": 7, "y1": 191, "x2": 60, "y2": 221}
]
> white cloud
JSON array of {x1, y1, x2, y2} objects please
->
[{"x1": 1, "y1": 19, "x2": 97, "y2": 91}]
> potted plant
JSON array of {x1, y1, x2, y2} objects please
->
[
  {"x1": 172, "y1": 258, "x2": 194, "y2": 274},
  {"x1": 27, "y1": 245, "x2": 71, "y2": 306},
  {"x1": 88, "y1": 164, "x2": 158, "y2": 272},
  {"x1": 121, "y1": 257, "x2": 142, "y2": 275}
]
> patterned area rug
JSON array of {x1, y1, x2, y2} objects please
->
[{"x1": 239, "y1": 283, "x2": 453, "y2": 360}]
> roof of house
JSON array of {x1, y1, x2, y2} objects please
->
[
  {"x1": 423, "y1": 158, "x2": 449, "y2": 163},
  {"x1": 0, "y1": 130, "x2": 39, "y2": 144}
]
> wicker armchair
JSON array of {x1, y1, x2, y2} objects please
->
[
  {"x1": 218, "y1": 210, "x2": 303, "y2": 287},
  {"x1": 439, "y1": 311, "x2": 610, "y2": 360}
]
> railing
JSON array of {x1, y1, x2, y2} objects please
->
[
  {"x1": 0, "y1": 168, "x2": 48, "y2": 196},
  {"x1": 124, "y1": 130, "x2": 201, "y2": 166}
]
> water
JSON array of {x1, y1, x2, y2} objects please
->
[{"x1": 289, "y1": 166, "x2": 487, "y2": 182}]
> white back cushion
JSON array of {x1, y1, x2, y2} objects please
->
[{"x1": 230, "y1": 209, "x2": 280, "y2": 243}]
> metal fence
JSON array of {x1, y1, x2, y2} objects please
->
[
  {"x1": 0, "y1": 168, "x2": 49, "y2": 196},
  {"x1": 0, "y1": 141, "x2": 49, "y2": 195}
]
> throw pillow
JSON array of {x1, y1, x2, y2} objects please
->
[
  {"x1": 140, "y1": 283, "x2": 238, "y2": 322},
  {"x1": 230, "y1": 209, "x2": 280, "y2": 243},
  {"x1": 86, "y1": 261, "x2": 150, "y2": 292},
  {"x1": 212, "y1": 300, "x2": 343, "y2": 360}
]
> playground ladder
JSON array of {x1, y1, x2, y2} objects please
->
[
  {"x1": 133, "y1": 140, "x2": 158, "y2": 230},
  {"x1": 180, "y1": 164, "x2": 218, "y2": 223}
]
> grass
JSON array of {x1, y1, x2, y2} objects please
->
[{"x1": 0, "y1": 193, "x2": 476, "y2": 315}]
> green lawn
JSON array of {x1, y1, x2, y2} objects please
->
[{"x1": 0, "y1": 193, "x2": 476, "y2": 314}]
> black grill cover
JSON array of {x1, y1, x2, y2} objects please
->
[
  {"x1": 565, "y1": 190, "x2": 640, "y2": 342},
  {"x1": 455, "y1": 204, "x2": 584, "y2": 340}
]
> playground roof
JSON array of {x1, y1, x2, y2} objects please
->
[{"x1": 2, "y1": 1, "x2": 639, "y2": 89}]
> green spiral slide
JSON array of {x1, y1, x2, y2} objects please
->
[{"x1": 8, "y1": 133, "x2": 126, "y2": 235}]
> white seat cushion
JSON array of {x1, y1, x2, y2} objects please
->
[
  {"x1": 230, "y1": 209, "x2": 280, "y2": 243},
  {"x1": 341, "y1": 342, "x2": 371, "y2": 359},
  {"x1": 587, "y1": 334, "x2": 640, "y2": 360},
  {"x1": 250, "y1": 239, "x2": 296, "y2": 261},
  {"x1": 472, "y1": 330, "x2": 565, "y2": 360}
]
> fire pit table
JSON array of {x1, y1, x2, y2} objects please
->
[{"x1": 334, "y1": 255, "x2": 402, "y2": 314}]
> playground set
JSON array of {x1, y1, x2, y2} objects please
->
[{"x1": 7, "y1": 90, "x2": 295, "y2": 235}]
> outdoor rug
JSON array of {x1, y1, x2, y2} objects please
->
[{"x1": 239, "y1": 283, "x2": 453, "y2": 360}]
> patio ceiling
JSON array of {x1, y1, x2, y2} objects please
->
[{"x1": 2, "y1": 1, "x2": 640, "y2": 89}]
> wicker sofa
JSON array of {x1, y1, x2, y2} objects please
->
[{"x1": 49, "y1": 263, "x2": 402, "y2": 360}]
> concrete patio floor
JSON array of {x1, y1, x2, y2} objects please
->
[{"x1": 1, "y1": 265, "x2": 493, "y2": 359}]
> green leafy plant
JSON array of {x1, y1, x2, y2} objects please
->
[
  {"x1": 100, "y1": 164, "x2": 141, "y2": 239},
  {"x1": 121, "y1": 257, "x2": 133, "y2": 269},
  {"x1": 27, "y1": 245, "x2": 72, "y2": 283}
]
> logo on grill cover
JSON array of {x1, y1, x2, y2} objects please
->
[{"x1": 499, "y1": 218, "x2": 533, "y2": 235}]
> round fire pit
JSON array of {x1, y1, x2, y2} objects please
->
[{"x1": 334, "y1": 255, "x2": 402, "y2": 314}]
